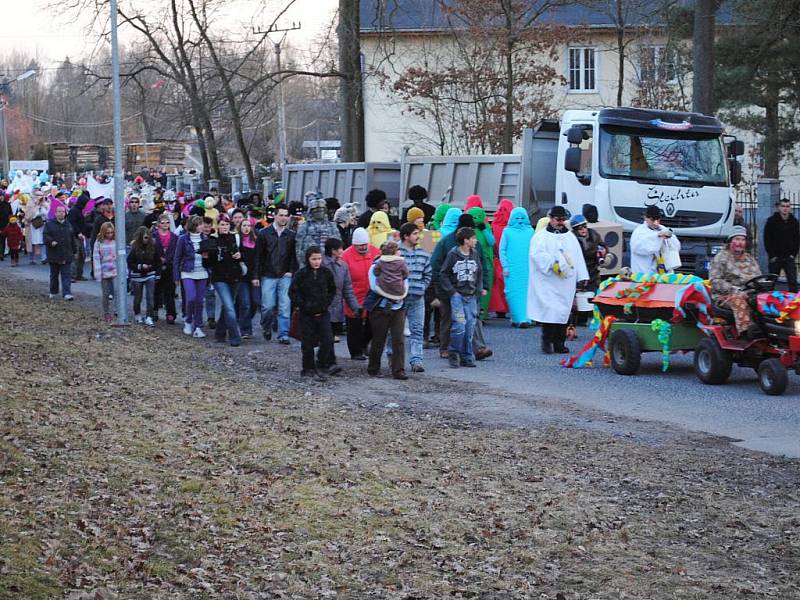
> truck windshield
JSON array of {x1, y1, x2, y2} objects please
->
[{"x1": 599, "y1": 125, "x2": 727, "y2": 186}]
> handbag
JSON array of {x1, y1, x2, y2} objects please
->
[
  {"x1": 289, "y1": 310, "x2": 303, "y2": 340},
  {"x1": 31, "y1": 216, "x2": 44, "y2": 229}
]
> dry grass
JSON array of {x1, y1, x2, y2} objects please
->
[{"x1": 0, "y1": 280, "x2": 799, "y2": 599}]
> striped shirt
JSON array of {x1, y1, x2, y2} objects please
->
[{"x1": 399, "y1": 244, "x2": 432, "y2": 298}]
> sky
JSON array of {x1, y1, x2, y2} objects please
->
[{"x1": 0, "y1": 0, "x2": 337, "y2": 72}]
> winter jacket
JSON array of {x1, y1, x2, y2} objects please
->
[
  {"x1": 764, "y1": 212, "x2": 800, "y2": 260},
  {"x1": 295, "y1": 218, "x2": 341, "y2": 265},
  {"x1": 341, "y1": 243, "x2": 381, "y2": 318},
  {"x1": 125, "y1": 209, "x2": 146, "y2": 242},
  {"x1": 154, "y1": 229, "x2": 178, "y2": 274},
  {"x1": 206, "y1": 233, "x2": 244, "y2": 284},
  {"x1": 173, "y1": 233, "x2": 208, "y2": 281},
  {"x1": 127, "y1": 244, "x2": 161, "y2": 281},
  {"x1": 289, "y1": 265, "x2": 336, "y2": 316},
  {"x1": 67, "y1": 193, "x2": 90, "y2": 238},
  {"x1": 0, "y1": 200, "x2": 12, "y2": 229},
  {"x1": 1, "y1": 224, "x2": 24, "y2": 249},
  {"x1": 254, "y1": 225, "x2": 297, "y2": 278},
  {"x1": 399, "y1": 244, "x2": 432, "y2": 298},
  {"x1": 238, "y1": 239, "x2": 258, "y2": 280},
  {"x1": 93, "y1": 240, "x2": 118, "y2": 279},
  {"x1": 322, "y1": 255, "x2": 360, "y2": 322},
  {"x1": 43, "y1": 218, "x2": 77, "y2": 263},
  {"x1": 574, "y1": 228, "x2": 605, "y2": 289}
]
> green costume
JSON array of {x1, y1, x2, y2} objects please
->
[
  {"x1": 429, "y1": 203, "x2": 451, "y2": 231},
  {"x1": 467, "y1": 206, "x2": 495, "y2": 316}
]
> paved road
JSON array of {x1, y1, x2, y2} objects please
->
[{"x1": 4, "y1": 259, "x2": 799, "y2": 457}]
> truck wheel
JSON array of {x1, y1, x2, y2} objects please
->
[
  {"x1": 758, "y1": 358, "x2": 788, "y2": 396},
  {"x1": 609, "y1": 329, "x2": 641, "y2": 375},
  {"x1": 694, "y1": 338, "x2": 732, "y2": 385}
]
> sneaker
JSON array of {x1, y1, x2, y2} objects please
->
[
  {"x1": 63, "y1": 294, "x2": 74, "y2": 301},
  {"x1": 334, "y1": 335, "x2": 340, "y2": 343},
  {"x1": 350, "y1": 354, "x2": 367, "y2": 361},
  {"x1": 241, "y1": 333, "x2": 252, "y2": 339},
  {"x1": 192, "y1": 328, "x2": 206, "y2": 338},
  {"x1": 460, "y1": 359, "x2": 477, "y2": 368},
  {"x1": 302, "y1": 369, "x2": 327, "y2": 382},
  {"x1": 326, "y1": 365, "x2": 343, "y2": 376},
  {"x1": 263, "y1": 330, "x2": 272, "y2": 341},
  {"x1": 393, "y1": 371, "x2": 409, "y2": 380},
  {"x1": 411, "y1": 363, "x2": 425, "y2": 373},
  {"x1": 134, "y1": 315, "x2": 144, "y2": 324},
  {"x1": 278, "y1": 337, "x2": 290, "y2": 345},
  {"x1": 448, "y1": 353, "x2": 460, "y2": 368},
  {"x1": 183, "y1": 323, "x2": 193, "y2": 335},
  {"x1": 48, "y1": 293, "x2": 56, "y2": 299},
  {"x1": 144, "y1": 317, "x2": 155, "y2": 327}
]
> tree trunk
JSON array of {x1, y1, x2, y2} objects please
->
[
  {"x1": 616, "y1": 0, "x2": 624, "y2": 107},
  {"x1": 503, "y1": 40, "x2": 515, "y2": 153},
  {"x1": 338, "y1": 0, "x2": 365, "y2": 162},
  {"x1": 692, "y1": 0, "x2": 716, "y2": 114},
  {"x1": 763, "y1": 81, "x2": 780, "y2": 179}
]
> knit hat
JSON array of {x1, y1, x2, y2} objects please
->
[
  {"x1": 406, "y1": 206, "x2": 424, "y2": 224},
  {"x1": 569, "y1": 214, "x2": 587, "y2": 229},
  {"x1": 333, "y1": 207, "x2": 351, "y2": 224},
  {"x1": 308, "y1": 198, "x2": 327, "y2": 212},
  {"x1": 727, "y1": 225, "x2": 748, "y2": 241},
  {"x1": 352, "y1": 227, "x2": 369, "y2": 245},
  {"x1": 408, "y1": 185, "x2": 428, "y2": 201}
]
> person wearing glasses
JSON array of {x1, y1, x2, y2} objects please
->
[
  {"x1": 526, "y1": 205, "x2": 588, "y2": 354},
  {"x1": 630, "y1": 205, "x2": 681, "y2": 274}
]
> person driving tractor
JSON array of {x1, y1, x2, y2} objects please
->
[{"x1": 709, "y1": 225, "x2": 762, "y2": 338}]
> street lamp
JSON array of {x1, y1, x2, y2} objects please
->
[{"x1": 0, "y1": 69, "x2": 37, "y2": 177}]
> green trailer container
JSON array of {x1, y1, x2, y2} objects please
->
[{"x1": 607, "y1": 321, "x2": 703, "y2": 375}]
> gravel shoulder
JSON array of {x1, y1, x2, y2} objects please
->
[{"x1": 1, "y1": 273, "x2": 799, "y2": 599}]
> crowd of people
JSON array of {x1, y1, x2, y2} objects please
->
[{"x1": 1, "y1": 169, "x2": 792, "y2": 380}]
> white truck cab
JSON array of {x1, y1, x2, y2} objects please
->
[{"x1": 557, "y1": 107, "x2": 744, "y2": 275}]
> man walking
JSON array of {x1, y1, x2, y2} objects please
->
[
  {"x1": 764, "y1": 198, "x2": 800, "y2": 293},
  {"x1": 254, "y1": 203, "x2": 297, "y2": 343},
  {"x1": 43, "y1": 204, "x2": 77, "y2": 300},
  {"x1": 399, "y1": 223, "x2": 432, "y2": 372}
]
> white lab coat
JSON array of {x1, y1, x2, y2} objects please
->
[
  {"x1": 527, "y1": 228, "x2": 589, "y2": 324},
  {"x1": 629, "y1": 223, "x2": 681, "y2": 274}
]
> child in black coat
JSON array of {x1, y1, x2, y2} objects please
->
[{"x1": 289, "y1": 245, "x2": 341, "y2": 381}]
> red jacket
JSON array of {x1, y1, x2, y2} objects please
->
[
  {"x1": 341, "y1": 244, "x2": 380, "y2": 318},
  {"x1": 2, "y1": 224, "x2": 24, "y2": 249}
]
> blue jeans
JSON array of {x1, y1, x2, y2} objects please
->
[
  {"x1": 204, "y1": 282, "x2": 216, "y2": 321},
  {"x1": 214, "y1": 281, "x2": 241, "y2": 345},
  {"x1": 260, "y1": 275, "x2": 291, "y2": 338},
  {"x1": 237, "y1": 280, "x2": 261, "y2": 335},
  {"x1": 49, "y1": 262, "x2": 72, "y2": 296},
  {"x1": 405, "y1": 294, "x2": 425, "y2": 366},
  {"x1": 448, "y1": 293, "x2": 477, "y2": 362}
]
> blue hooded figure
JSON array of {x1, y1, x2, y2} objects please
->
[
  {"x1": 499, "y1": 207, "x2": 534, "y2": 326},
  {"x1": 439, "y1": 207, "x2": 463, "y2": 238}
]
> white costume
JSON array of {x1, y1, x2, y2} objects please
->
[
  {"x1": 527, "y1": 227, "x2": 589, "y2": 324},
  {"x1": 630, "y1": 222, "x2": 681, "y2": 273}
]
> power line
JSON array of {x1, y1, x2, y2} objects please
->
[{"x1": 22, "y1": 111, "x2": 143, "y2": 127}]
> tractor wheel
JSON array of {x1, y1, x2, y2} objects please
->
[
  {"x1": 609, "y1": 329, "x2": 642, "y2": 375},
  {"x1": 758, "y1": 358, "x2": 788, "y2": 396},
  {"x1": 694, "y1": 338, "x2": 732, "y2": 385}
]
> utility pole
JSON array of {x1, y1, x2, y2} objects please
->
[
  {"x1": 110, "y1": 0, "x2": 128, "y2": 325},
  {"x1": 254, "y1": 22, "x2": 300, "y2": 184},
  {"x1": 0, "y1": 70, "x2": 36, "y2": 177}
]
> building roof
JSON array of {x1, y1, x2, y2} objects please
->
[{"x1": 360, "y1": 1, "x2": 729, "y2": 33}]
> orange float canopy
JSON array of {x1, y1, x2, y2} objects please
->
[{"x1": 593, "y1": 281, "x2": 682, "y2": 309}]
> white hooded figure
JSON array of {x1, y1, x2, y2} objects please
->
[
  {"x1": 527, "y1": 206, "x2": 589, "y2": 326},
  {"x1": 630, "y1": 205, "x2": 681, "y2": 274}
]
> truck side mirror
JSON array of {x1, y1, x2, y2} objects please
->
[
  {"x1": 728, "y1": 140, "x2": 745, "y2": 157},
  {"x1": 566, "y1": 127, "x2": 584, "y2": 145},
  {"x1": 729, "y1": 160, "x2": 742, "y2": 185},
  {"x1": 565, "y1": 147, "x2": 582, "y2": 173}
]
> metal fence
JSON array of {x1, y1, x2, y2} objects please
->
[{"x1": 735, "y1": 182, "x2": 800, "y2": 266}]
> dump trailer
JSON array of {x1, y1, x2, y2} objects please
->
[{"x1": 283, "y1": 162, "x2": 401, "y2": 208}]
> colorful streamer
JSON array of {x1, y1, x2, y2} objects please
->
[
  {"x1": 561, "y1": 315, "x2": 618, "y2": 369},
  {"x1": 650, "y1": 319, "x2": 672, "y2": 371}
]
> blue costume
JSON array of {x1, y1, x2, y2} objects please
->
[
  {"x1": 439, "y1": 207, "x2": 462, "y2": 239},
  {"x1": 499, "y1": 207, "x2": 534, "y2": 325}
]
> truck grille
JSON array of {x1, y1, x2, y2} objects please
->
[{"x1": 614, "y1": 207, "x2": 722, "y2": 228}]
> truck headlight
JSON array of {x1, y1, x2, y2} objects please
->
[{"x1": 711, "y1": 245, "x2": 723, "y2": 256}]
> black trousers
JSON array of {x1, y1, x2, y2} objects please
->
[
  {"x1": 541, "y1": 322, "x2": 566, "y2": 347},
  {"x1": 300, "y1": 310, "x2": 335, "y2": 371},
  {"x1": 154, "y1": 273, "x2": 177, "y2": 318},
  {"x1": 768, "y1": 257, "x2": 798, "y2": 293},
  {"x1": 368, "y1": 306, "x2": 406, "y2": 375},
  {"x1": 346, "y1": 314, "x2": 372, "y2": 358}
]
